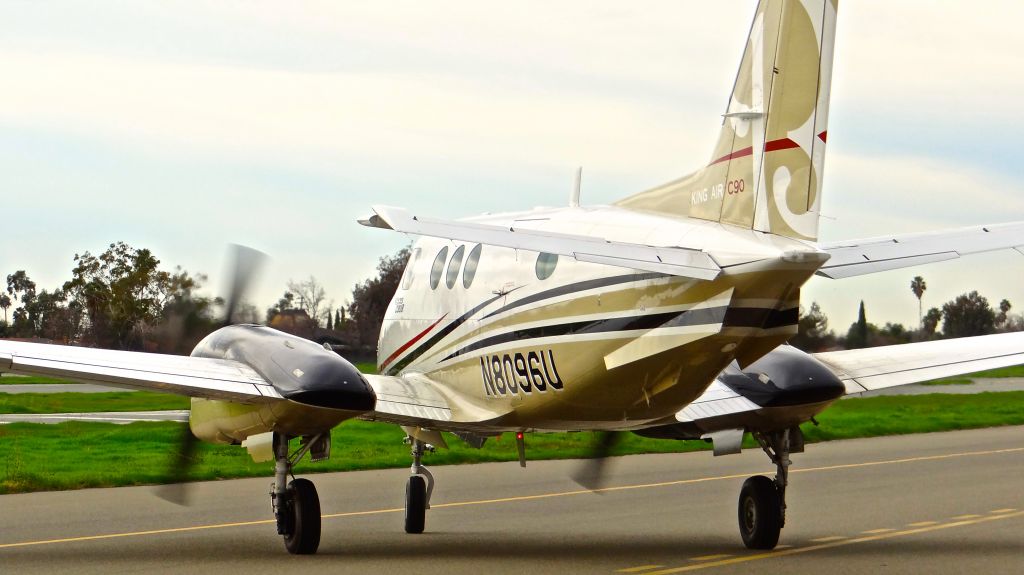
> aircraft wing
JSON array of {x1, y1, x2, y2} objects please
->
[
  {"x1": 0, "y1": 339, "x2": 464, "y2": 426},
  {"x1": 0, "y1": 340, "x2": 281, "y2": 403},
  {"x1": 816, "y1": 221, "x2": 1024, "y2": 279},
  {"x1": 359, "y1": 205, "x2": 722, "y2": 280},
  {"x1": 672, "y1": 331, "x2": 1024, "y2": 427},
  {"x1": 813, "y1": 331, "x2": 1024, "y2": 393}
]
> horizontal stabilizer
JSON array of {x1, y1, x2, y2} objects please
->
[
  {"x1": 361, "y1": 206, "x2": 721, "y2": 280},
  {"x1": 817, "y1": 221, "x2": 1024, "y2": 279},
  {"x1": 813, "y1": 331, "x2": 1024, "y2": 393}
]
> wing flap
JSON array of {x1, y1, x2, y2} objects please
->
[
  {"x1": 0, "y1": 340, "x2": 280, "y2": 403},
  {"x1": 817, "y1": 221, "x2": 1024, "y2": 279},
  {"x1": 362, "y1": 374, "x2": 453, "y2": 425},
  {"x1": 361, "y1": 205, "x2": 721, "y2": 280},
  {"x1": 675, "y1": 380, "x2": 760, "y2": 422},
  {"x1": 812, "y1": 332, "x2": 1024, "y2": 393}
]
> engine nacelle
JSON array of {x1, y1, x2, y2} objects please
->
[
  {"x1": 187, "y1": 324, "x2": 376, "y2": 444},
  {"x1": 636, "y1": 345, "x2": 845, "y2": 440}
]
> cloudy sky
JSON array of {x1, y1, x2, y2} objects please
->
[{"x1": 2, "y1": 1, "x2": 1023, "y2": 332}]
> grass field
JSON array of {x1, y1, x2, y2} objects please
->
[
  {"x1": 0, "y1": 392, "x2": 189, "y2": 414},
  {"x1": 0, "y1": 375, "x2": 86, "y2": 385},
  {"x1": 2, "y1": 391, "x2": 1023, "y2": 494},
  {"x1": 922, "y1": 364, "x2": 1024, "y2": 385}
]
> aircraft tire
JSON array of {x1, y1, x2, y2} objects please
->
[
  {"x1": 283, "y1": 478, "x2": 322, "y2": 555},
  {"x1": 737, "y1": 475, "x2": 781, "y2": 550},
  {"x1": 405, "y1": 475, "x2": 427, "y2": 534}
]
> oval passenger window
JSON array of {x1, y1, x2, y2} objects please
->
[
  {"x1": 401, "y1": 248, "x2": 421, "y2": 290},
  {"x1": 463, "y1": 244, "x2": 482, "y2": 288},
  {"x1": 446, "y1": 245, "x2": 465, "y2": 289},
  {"x1": 535, "y1": 252, "x2": 558, "y2": 280},
  {"x1": 429, "y1": 246, "x2": 449, "y2": 290}
]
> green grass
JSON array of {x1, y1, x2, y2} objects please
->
[
  {"x1": 920, "y1": 378, "x2": 975, "y2": 386},
  {"x1": 921, "y1": 364, "x2": 1024, "y2": 385},
  {"x1": 0, "y1": 375, "x2": 80, "y2": 385},
  {"x1": 0, "y1": 392, "x2": 189, "y2": 414},
  {"x1": 966, "y1": 365, "x2": 1024, "y2": 378},
  {"x1": 2, "y1": 391, "x2": 1023, "y2": 494}
]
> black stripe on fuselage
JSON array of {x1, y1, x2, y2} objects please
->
[
  {"x1": 384, "y1": 273, "x2": 667, "y2": 375},
  {"x1": 724, "y1": 307, "x2": 799, "y2": 329},
  {"x1": 440, "y1": 304, "x2": 799, "y2": 363},
  {"x1": 441, "y1": 305, "x2": 731, "y2": 362},
  {"x1": 482, "y1": 272, "x2": 670, "y2": 320},
  {"x1": 384, "y1": 292, "x2": 507, "y2": 375}
]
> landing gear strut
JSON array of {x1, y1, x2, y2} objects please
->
[
  {"x1": 404, "y1": 437, "x2": 435, "y2": 534},
  {"x1": 738, "y1": 428, "x2": 799, "y2": 550},
  {"x1": 270, "y1": 432, "x2": 324, "y2": 555}
]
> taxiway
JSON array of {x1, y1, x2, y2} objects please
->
[{"x1": 1, "y1": 426, "x2": 1021, "y2": 574}]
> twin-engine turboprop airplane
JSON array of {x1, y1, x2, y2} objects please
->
[{"x1": 3, "y1": 0, "x2": 1024, "y2": 555}]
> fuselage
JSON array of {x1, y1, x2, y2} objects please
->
[{"x1": 378, "y1": 205, "x2": 829, "y2": 431}]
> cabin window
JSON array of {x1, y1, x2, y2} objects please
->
[
  {"x1": 446, "y1": 245, "x2": 465, "y2": 289},
  {"x1": 400, "y1": 247, "x2": 421, "y2": 290},
  {"x1": 535, "y1": 252, "x2": 558, "y2": 280},
  {"x1": 429, "y1": 246, "x2": 448, "y2": 290},
  {"x1": 463, "y1": 244, "x2": 482, "y2": 288}
]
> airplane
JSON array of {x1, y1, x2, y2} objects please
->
[{"x1": 2, "y1": 0, "x2": 1024, "y2": 556}]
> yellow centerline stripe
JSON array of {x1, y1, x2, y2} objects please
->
[
  {"x1": 641, "y1": 511, "x2": 1024, "y2": 574},
  {"x1": 2, "y1": 446, "x2": 1022, "y2": 550},
  {"x1": 617, "y1": 566, "x2": 665, "y2": 573}
]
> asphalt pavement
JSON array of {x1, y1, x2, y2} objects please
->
[{"x1": 1, "y1": 426, "x2": 1021, "y2": 575}]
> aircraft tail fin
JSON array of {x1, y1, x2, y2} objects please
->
[{"x1": 616, "y1": 0, "x2": 838, "y2": 242}]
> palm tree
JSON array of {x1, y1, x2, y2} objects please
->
[
  {"x1": 910, "y1": 276, "x2": 927, "y2": 328},
  {"x1": 0, "y1": 293, "x2": 10, "y2": 324}
]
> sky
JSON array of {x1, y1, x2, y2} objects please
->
[{"x1": 2, "y1": 1, "x2": 1023, "y2": 333}]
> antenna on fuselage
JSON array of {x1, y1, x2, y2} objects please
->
[{"x1": 569, "y1": 166, "x2": 582, "y2": 208}]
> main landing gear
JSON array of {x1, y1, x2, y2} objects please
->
[
  {"x1": 737, "y1": 428, "x2": 801, "y2": 550},
  {"x1": 404, "y1": 436, "x2": 435, "y2": 534},
  {"x1": 270, "y1": 432, "x2": 327, "y2": 555}
]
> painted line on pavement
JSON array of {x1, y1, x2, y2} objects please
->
[{"x1": 2, "y1": 446, "x2": 1022, "y2": 550}]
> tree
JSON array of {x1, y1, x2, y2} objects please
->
[
  {"x1": 996, "y1": 299, "x2": 1012, "y2": 328},
  {"x1": 287, "y1": 277, "x2": 330, "y2": 327},
  {"x1": 910, "y1": 276, "x2": 926, "y2": 328},
  {"x1": 921, "y1": 307, "x2": 942, "y2": 337},
  {"x1": 62, "y1": 242, "x2": 198, "y2": 350},
  {"x1": 790, "y1": 301, "x2": 835, "y2": 352},
  {"x1": 7, "y1": 271, "x2": 38, "y2": 337},
  {"x1": 941, "y1": 291, "x2": 995, "y2": 338},
  {"x1": 845, "y1": 301, "x2": 870, "y2": 349},
  {"x1": 266, "y1": 291, "x2": 296, "y2": 323},
  {"x1": 0, "y1": 293, "x2": 10, "y2": 324},
  {"x1": 348, "y1": 247, "x2": 410, "y2": 347}
]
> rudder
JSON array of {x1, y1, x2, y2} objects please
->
[{"x1": 616, "y1": 0, "x2": 838, "y2": 242}]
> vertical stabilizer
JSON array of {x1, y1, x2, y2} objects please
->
[{"x1": 616, "y1": 0, "x2": 838, "y2": 242}]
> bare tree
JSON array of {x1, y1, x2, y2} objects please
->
[{"x1": 286, "y1": 276, "x2": 329, "y2": 327}]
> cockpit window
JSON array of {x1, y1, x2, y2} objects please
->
[
  {"x1": 446, "y1": 245, "x2": 465, "y2": 289},
  {"x1": 429, "y1": 246, "x2": 448, "y2": 290},
  {"x1": 463, "y1": 244, "x2": 482, "y2": 288},
  {"x1": 535, "y1": 252, "x2": 558, "y2": 280},
  {"x1": 400, "y1": 247, "x2": 421, "y2": 290}
]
